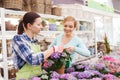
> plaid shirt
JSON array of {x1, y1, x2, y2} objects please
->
[{"x1": 12, "y1": 33, "x2": 44, "y2": 69}]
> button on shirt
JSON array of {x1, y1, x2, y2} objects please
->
[{"x1": 12, "y1": 33, "x2": 44, "y2": 69}]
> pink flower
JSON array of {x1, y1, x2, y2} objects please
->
[
  {"x1": 42, "y1": 61, "x2": 49, "y2": 68},
  {"x1": 108, "y1": 60, "x2": 120, "y2": 73},
  {"x1": 103, "y1": 56, "x2": 115, "y2": 62}
]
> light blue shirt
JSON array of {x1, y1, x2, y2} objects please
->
[{"x1": 49, "y1": 33, "x2": 91, "y2": 65}]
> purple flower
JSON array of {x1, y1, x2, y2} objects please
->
[
  {"x1": 89, "y1": 70, "x2": 102, "y2": 77},
  {"x1": 66, "y1": 67, "x2": 75, "y2": 73},
  {"x1": 70, "y1": 72, "x2": 79, "y2": 77},
  {"x1": 76, "y1": 65, "x2": 84, "y2": 69},
  {"x1": 72, "y1": 63, "x2": 90, "y2": 72},
  {"x1": 45, "y1": 50, "x2": 71, "y2": 71},
  {"x1": 60, "y1": 74, "x2": 67, "y2": 79},
  {"x1": 50, "y1": 78, "x2": 59, "y2": 80},
  {"x1": 83, "y1": 71, "x2": 93, "y2": 78},
  {"x1": 90, "y1": 78, "x2": 102, "y2": 80},
  {"x1": 77, "y1": 72, "x2": 85, "y2": 79},
  {"x1": 77, "y1": 71, "x2": 93, "y2": 79},
  {"x1": 50, "y1": 71, "x2": 60, "y2": 79},
  {"x1": 84, "y1": 64, "x2": 90, "y2": 70},
  {"x1": 103, "y1": 74, "x2": 118, "y2": 80},
  {"x1": 48, "y1": 60, "x2": 54, "y2": 67},
  {"x1": 42, "y1": 60, "x2": 54, "y2": 69},
  {"x1": 94, "y1": 63, "x2": 105, "y2": 70},
  {"x1": 50, "y1": 52, "x2": 61, "y2": 59},
  {"x1": 60, "y1": 73, "x2": 77, "y2": 80}
]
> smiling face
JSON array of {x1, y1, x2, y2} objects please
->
[
  {"x1": 63, "y1": 16, "x2": 76, "y2": 36},
  {"x1": 63, "y1": 21, "x2": 75, "y2": 35}
]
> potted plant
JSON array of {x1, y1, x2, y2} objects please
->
[{"x1": 42, "y1": 50, "x2": 71, "y2": 74}]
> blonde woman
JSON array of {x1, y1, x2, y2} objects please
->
[{"x1": 49, "y1": 16, "x2": 91, "y2": 67}]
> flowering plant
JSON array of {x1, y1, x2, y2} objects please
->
[
  {"x1": 50, "y1": 71, "x2": 77, "y2": 80},
  {"x1": 66, "y1": 62, "x2": 89, "y2": 73},
  {"x1": 42, "y1": 50, "x2": 71, "y2": 72},
  {"x1": 100, "y1": 55, "x2": 120, "y2": 75},
  {"x1": 29, "y1": 60, "x2": 120, "y2": 80}
]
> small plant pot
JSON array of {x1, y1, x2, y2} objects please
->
[{"x1": 55, "y1": 65, "x2": 65, "y2": 74}]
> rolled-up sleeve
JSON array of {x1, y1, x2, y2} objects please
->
[{"x1": 31, "y1": 52, "x2": 44, "y2": 65}]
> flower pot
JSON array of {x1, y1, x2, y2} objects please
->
[{"x1": 55, "y1": 65, "x2": 65, "y2": 74}]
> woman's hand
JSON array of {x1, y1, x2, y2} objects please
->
[
  {"x1": 65, "y1": 46, "x2": 75, "y2": 53},
  {"x1": 43, "y1": 45, "x2": 64, "y2": 59},
  {"x1": 53, "y1": 45, "x2": 64, "y2": 53}
]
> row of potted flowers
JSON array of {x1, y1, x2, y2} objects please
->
[{"x1": 24, "y1": 51, "x2": 120, "y2": 80}]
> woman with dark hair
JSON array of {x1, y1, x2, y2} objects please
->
[{"x1": 12, "y1": 12, "x2": 63, "y2": 79}]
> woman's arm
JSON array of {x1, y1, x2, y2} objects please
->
[
  {"x1": 12, "y1": 40, "x2": 44, "y2": 65},
  {"x1": 12, "y1": 38, "x2": 57, "y2": 65},
  {"x1": 74, "y1": 39, "x2": 91, "y2": 57}
]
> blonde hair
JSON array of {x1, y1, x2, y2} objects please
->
[{"x1": 63, "y1": 16, "x2": 77, "y2": 28}]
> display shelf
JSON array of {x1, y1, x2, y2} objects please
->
[
  {"x1": 5, "y1": 9, "x2": 64, "y2": 20},
  {"x1": 40, "y1": 31, "x2": 93, "y2": 35},
  {"x1": 76, "y1": 18, "x2": 93, "y2": 23},
  {"x1": 0, "y1": 31, "x2": 16, "y2": 39},
  {"x1": 0, "y1": 8, "x2": 8, "y2": 80}
]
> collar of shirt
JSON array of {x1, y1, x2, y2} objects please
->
[{"x1": 22, "y1": 33, "x2": 37, "y2": 43}]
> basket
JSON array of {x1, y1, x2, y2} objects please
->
[
  {"x1": 44, "y1": 4, "x2": 52, "y2": 14},
  {"x1": 0, "y1": 0, "x2": 3, "y2": 7},
  {"x1": 3, "y1": 0, "x2": 22, "y2": 10},
  {"x1": 44, "y1": 0, "x2": 52, "y2": 5},
  {"x1": 22, "y1": 0, "x2": 31, "y2": 11},
  {"x1": 31, "y1": 0, "x2": 44, "y2": 4},
  {"x1": 31, "y1": 3, "x2": 44, "y2": 13},
  {"x1": 52, "y1": 7, "x2": 62, "y2": 16}
]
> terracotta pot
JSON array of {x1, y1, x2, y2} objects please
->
[{"x1": 55, "y1": 65, "x2": 65, "y2": 74}]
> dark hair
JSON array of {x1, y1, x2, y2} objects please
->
[{"x1": 18, "y1": 12, "x2": 40, "y2": 34}]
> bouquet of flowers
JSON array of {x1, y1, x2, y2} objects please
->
[{"x1": 42, "y1": 50, "x2": 71, "y2": 72}]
